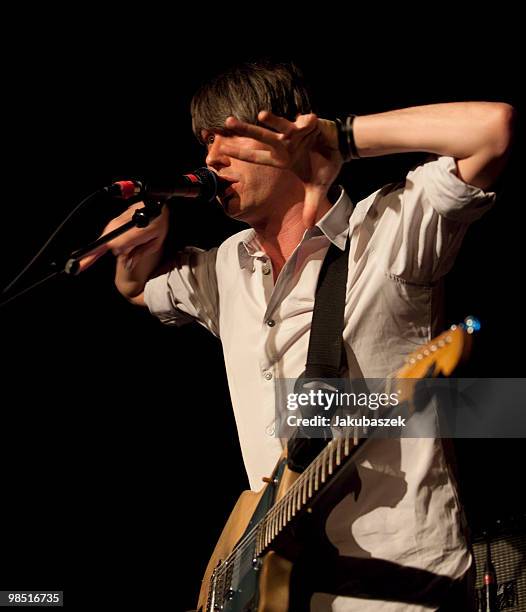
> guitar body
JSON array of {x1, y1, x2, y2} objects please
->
[
  {"x1": 197, "y1": 457, "x2": 301, "y2": 612},
  {"x1": 197, "y1": 451, "x2": 364, "y2": 611}
]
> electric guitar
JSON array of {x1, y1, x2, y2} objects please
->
[{"x1": 196, "y1": 318, "x2": 478, "y2": 612}]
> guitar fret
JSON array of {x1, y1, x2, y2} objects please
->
[
  {"x1": 344, "y1": 430, "x2": 350, "y2": 456},
  {"x1": 328, "y1": 442, "x2": 334, "y2": 475},
  {"x1": 336, "y1": 438, "x2": 342, "y2": 465},
  {"x1": 321, "y1": 455, "x2": 326, "y2": 483},
  {"x1": 296, "y1": 485, "x2": 302, "y2": 512},
  {"x1": 314, "y1": 462, "x2": 320, "y2": 491}
]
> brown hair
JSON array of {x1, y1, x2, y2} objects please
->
[{"x1": 191, "y1": 60, "x2": 313, "y2": 144}]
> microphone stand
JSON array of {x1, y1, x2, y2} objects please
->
[
  {"x1": 0, "y1": 200, "x2": 163, "y2": 309},
  {"x1": 63, "y1": 200, "x2": 163, "y2": 275}
]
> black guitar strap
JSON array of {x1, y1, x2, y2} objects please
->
[{"x1": 287, "y1": 238, "x2": 350, "y2": 473}]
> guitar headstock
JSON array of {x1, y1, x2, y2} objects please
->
[{"x1": 395, "y1": 316, "x2": 480, "y2": 380}]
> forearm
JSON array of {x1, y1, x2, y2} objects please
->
[
  {"x1": 115, "y1": 249, "x2": 165, "y2": 305},
  {"x1": 352, "y1": 102, "x2": 515, "y2": 160}
]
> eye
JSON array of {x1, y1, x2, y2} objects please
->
[{"x1": 204, "y1": 133, "x2": 215, "y2": 147}]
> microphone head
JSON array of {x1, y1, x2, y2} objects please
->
[
  {"x1": 105, "y1": 169, "x2": 229, "y2": 202},
  {"x1": 193, "y1": 167, "x2": 229, "y2": 201}
]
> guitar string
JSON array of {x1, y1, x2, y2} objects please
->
[{"x1": 210, "y1": 440, "x2": 335, "y2": 584}]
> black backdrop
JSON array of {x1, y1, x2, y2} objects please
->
[{"x1": 0, "y1": 19, "x2": 524, "y2": 611}]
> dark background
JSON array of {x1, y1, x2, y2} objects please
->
[{"x1": 0, "y1": 16, "x2": 524, "y2": 610}]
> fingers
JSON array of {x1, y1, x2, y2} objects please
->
[
  {"x1": 260, "y1": 111, "x2": 318, "y2": 141},
  {"x1": 293, "y1": 113, "x2": 318, "y2": 133},
  {"x1": 257, "y1": 110, "x2": 295, "y2": 136},
  {"x1": 226, "y1": 112, "x2": 318, "y2": 142},
  {"x1": 106, "y1": 203, "x2": 168, "y2": 254},
  {"x1": 120, "y1": 237, "x2": 163, "y2": 270},
  {"x1": 218, "y1": 144, "x2": 277, "y2": 167},
  {"x1": 77, "y1": 244, "x2": 109, "y2": 273},
  {"x1": 224, "y1": 116, "x2": 278, "y2": 146},
  {"x1": 77, "y1": 203, "x2": 169, "y2": 272}
]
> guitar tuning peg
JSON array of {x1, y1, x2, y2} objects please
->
[{"x1": 463, "y1": 315, "x2": 481, "y2": 334}]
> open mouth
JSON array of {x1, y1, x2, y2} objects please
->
[{"x1": 218, "y1": 181, "x2": 239, "y2": 209}]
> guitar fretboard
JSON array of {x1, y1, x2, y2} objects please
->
[{"x1": 255, "y1": 430, "x2": 359, "y2": 556}]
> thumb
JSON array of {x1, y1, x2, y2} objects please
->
[{"x1": 302, "y1": 188, "x2": 324, "y2": 230}]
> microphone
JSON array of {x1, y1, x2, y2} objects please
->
[{"x1": 103, "y1": 167, "x2": 228, "y2": 202}]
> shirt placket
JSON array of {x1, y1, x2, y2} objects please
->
[{"x1": 255, "y1": 234, "x2": 319, "y2": 436}]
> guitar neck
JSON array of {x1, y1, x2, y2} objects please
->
[
  {"x1": 255, "y1": 319, "x2": 476, "y2": 556},
  {"x1": 255, "y1": 430, "x2": 362, "y2": 557}
]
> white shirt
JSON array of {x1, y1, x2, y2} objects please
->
[{"x1": 145, "y1": 155, "x2": 495, "y2": 610}]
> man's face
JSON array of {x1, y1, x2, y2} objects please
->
[{"x1": 202, "y1": 129, "x2": 304, "y2": 226}]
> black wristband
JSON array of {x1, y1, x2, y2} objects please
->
[
  {"x1": 345, "y1": 114, "x2": 360, "y2": 160},
  {"x1": 335, "y1": 117, "x2": 351, "y2": 162},
  {"x1": 335, "y1": 115, "x2": 360, "y2": 162}
]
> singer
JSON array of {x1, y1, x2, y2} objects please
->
[{"x1": 83, "y1": 61, "x2": 515, "y2": 610}]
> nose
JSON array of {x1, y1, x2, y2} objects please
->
[{"x1": 205, "y1": 134, "x2": 231, "y2": 171}]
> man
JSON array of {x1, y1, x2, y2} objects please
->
[{"x1": 81, "y1": 61, "x2": 514, "y2": 610}]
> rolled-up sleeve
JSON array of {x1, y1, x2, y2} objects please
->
[
  {"x1": 143, "y1": 246, "x2": 220, "y2": 337},
  {"x1": 411, "y1": 155, "x2": 496, "y2": 223},
  {"x1": 379, "y1": 155, "x2": 496, "y2": 284}
]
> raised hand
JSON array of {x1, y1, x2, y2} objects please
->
[
  {"x1": 78, "y1": 202, "x2": 169, "y2": 273},
  {"x1": 222, "y1": 111, "x2": 343, "y2": 228}
]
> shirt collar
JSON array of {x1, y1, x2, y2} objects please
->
[
  {"x1": 315, "y1": 186, "x2": 353, "y2": 250},
  {"x1": 237, "y1": 187, "x2": 353, "y2": 270}
]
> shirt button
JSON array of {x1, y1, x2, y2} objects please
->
[
  {"x1": 266, "y1": 319, "x2": 275, "y2": 327},
  {"x1": 266, "y1": 425, "x2": 275, "y2": 436},
  {"x1": 264, "y1": 371, "x2": 273, "y2": 380},
  {"x1": 262, "y1": 262, "x2": 271, "y2": 275}
]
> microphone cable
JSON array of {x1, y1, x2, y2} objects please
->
[{"x1": 1, "y1": 188, "x2": 103, "y2": 299}]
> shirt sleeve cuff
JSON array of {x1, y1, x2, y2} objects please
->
[
  {"x1": 144, "y1": 274, "x2": 196, "y2": 327},
  {"x1": 417, "y1": 155, "x2": 497, "y2": 223}
]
